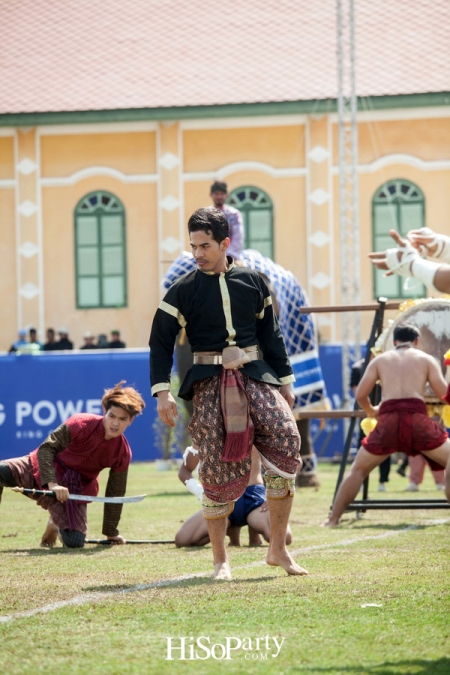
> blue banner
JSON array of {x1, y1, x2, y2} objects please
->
[
  {"x1": 0, "y1": 351, "x2": 158, "y2": 462},
  {"x1": 290, "y1": 349, "x2": 325, "y2": 396},
  {"x1": 0, "y1": 347, "x2": 347, "y2": 462}
]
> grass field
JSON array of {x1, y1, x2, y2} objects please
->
[{"x1": 1, "y1": 461, "x2": 449, "y2": 675}]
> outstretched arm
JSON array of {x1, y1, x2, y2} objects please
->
[
  {"x1": 369, "y1": 229, "x2": 450, "y2": 294},
  {"x1": 407, "y1": 228, "x2": 450, "y2": 262},
  {"x1": 37, "y1": 424, "x2": 71, "y2": 502},
  {"x1": 102, "y1": 469, "x2": 128, "y2": 544},
  {"x1": 355, "y1": 360, "x2": 380, "y2": 418},
  {"x1": 426, "y1": 356, "x2": 448, "y2": 400},
  {"x1": 178, "y1": 449, "x2": 203, "y2": 501}
]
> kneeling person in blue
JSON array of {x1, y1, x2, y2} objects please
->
[{"x1": 175, "y1": 447, "x2": 292, "y2": 548}]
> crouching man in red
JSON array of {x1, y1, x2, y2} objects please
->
[
  {"x1": 0, "y1": 381, "x2": 145, "y2": 548},
  {"x1": 324, "y1": 323, "x2": 450, "y2": 526}
]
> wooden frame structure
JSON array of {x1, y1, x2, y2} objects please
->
[{"x1": 296, "y1": 298, "x2": 450, "y2": 514}]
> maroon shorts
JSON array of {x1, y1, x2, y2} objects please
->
[
  {"x1": 362, "y1": 398, "x2": 447, "y2": 471},
  {"x1": 6, "y1": 455, "x2": 87, "y2": 533},
  {"x1": 189, "y1": 374, "x2": 300, "y2": 503}
]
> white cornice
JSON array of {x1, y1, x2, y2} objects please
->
[
  {"x1": 331, "y1": 154, "x2": 450, "y2": 175},
  {"x1": 40, "y1": 166, "x2": 158, "y2": 187},
  {"x1": 180, "y1": 114, "x2": 307, "y2": 130},
  {"x1": 184, "y1": 161, "x2": 306, "y2": 182},
  {"x1": 37, "y1": 121, "x2": 158, "y2": 136},
  {"x1": 329, "y1": 106, "x2": 450, "y2": 123}
]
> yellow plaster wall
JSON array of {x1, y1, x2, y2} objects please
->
[
  {"x1": 41, "y1": 132, "x2": 157, "y2": 177},
  {"x1": 332, "y1": 163, "x2": 450, "y2": 343},
  {"x1": 0, "y1": 136, "x2": 14, "y2": 179},
  {"x1": 333, "y1": 118, "x2": 450, "y2": 165},
  {"x1": 41, "y1": 179, "x2": 158, "y2": 348},
  {"x1": 183, "y1": 125, "x2": 305, "y2": 172},
  {"x1": 183, "y1": 173, "x2": 306, "y2": 283},
  {"x1": 3, "y1": 112, "x2": 449, "y2": 350},
  {"x1": 0, "y1": 189, "x2": 17, "y2": 349}
]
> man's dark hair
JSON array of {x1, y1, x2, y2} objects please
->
[
  {"x1": 210, "y1": 180, "x2": 228, "y2": 194},
  {"x1": 393, "y1": 323, "x2": 420, "y2": 343},
  {"x1": 188, "y1": 207, "x2": 229, "y2": 244}
]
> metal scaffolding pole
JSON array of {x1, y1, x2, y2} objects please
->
[{"x1": 336, "y1": 0, "x2": 361, "y2": 415}]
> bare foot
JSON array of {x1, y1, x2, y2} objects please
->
[
  {"x1": 211, "y1": 561, "x2": 232, "y2": 580},
  {"x1": 266, "y1": 548, "x2": 308, "y2": 576},
  {"x1": 321, "y1": 518, "x2": 340, "y2": 528},
  {"x1": 40, "y1": 518, "x2": 60, "y2": 548}
]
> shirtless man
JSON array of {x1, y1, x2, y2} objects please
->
[
  {"x1": 324, "y1": 323, "x2": 450, "y2": 526},
  {"x1": 175, "y1": 447, "x2": 292, "y2": 548},
  {"x1": 369, "y1": 228, "x2": 450, "y2": 295}
]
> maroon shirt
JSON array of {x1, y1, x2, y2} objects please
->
[{"x1": 30, "y1": 413, "x2": 131, "y2": 496}]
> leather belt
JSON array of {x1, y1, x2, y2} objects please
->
[{"x1": 193, "y1": 346, "x2": 259, "y2": 365}]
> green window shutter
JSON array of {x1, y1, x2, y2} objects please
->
[
  {"x1": 372, "y1": 180, "x2": 425, "y2": 300},
  {"x1": 75, "y1": 192, "x2": 127, "y2": 309},
  {"x1": 227, "y1": 186, "x2": 274, "y2": 259}
]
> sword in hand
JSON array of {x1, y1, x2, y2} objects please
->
[{"x1": 11, "y1": 487, "x2": 147, "y2": 504}]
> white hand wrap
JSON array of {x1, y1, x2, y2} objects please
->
[
  {"x1": 184, "y1": 478, "x2": 204, "y2": 502},
  {"x1": 182, "y1": 445, "x2": 198, "y2": 465},
  {"x1": 432, "y1": 234, "x2": 450, "y2": 263},
  {"x1": 410, "y1": 228, "x2": 450, "y2": 263},
  {"x1": 410, "y1": 257, "x2": 440, "y2": 293},
  {"x1": 384, "y1": 241, "x2": 419, "y2": 277}
]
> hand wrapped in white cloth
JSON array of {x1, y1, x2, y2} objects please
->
[
  {"x1": 184, "y1": 478, "x2": 204, "y2": 502},
  {"x1": 369, "y1": 229, "x2": 441, "y2": 292},
  {"x1": 407, "y1": 227, "x2": 450, "y2": 263}
]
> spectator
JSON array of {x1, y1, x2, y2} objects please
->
[
  {"x1": 107, "y1": 330, "x2": 126, "y2": 349},
  {"x1": 97, "y1": 334, "x2": 108, "y2": 348},
  {"x1": 405, "y1": 453, "x2": 445, "y2": 492},
  {"x1": 29, "y1": 328, "x2": 42, "y2": 350},
  {"x1": 42, "y1": 328, "x2": 58, "y2": 351},
  {"x1": 80, "y1": 332, "x2": 98, "y2": 350},
  {"x1": 209, "y1": 181, "x2": 244, "y2": 260},
  {"x1": 55, "y1": 327, "x2": 73, "y2": 350},
  {"x1": 9, "y1": 329, "x2": 29, "y2": 353}
]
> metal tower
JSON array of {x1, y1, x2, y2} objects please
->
[{"x1": 336, "y1": 0, "x2": 361, "y2": 409}]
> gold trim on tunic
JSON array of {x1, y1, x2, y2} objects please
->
[
  {"x1": 159, "y1": 300, "x2": 187, "y2": 328},
  {"x1": 256, "y1": 295, "x2": 272, "y2": 319},
  {"x1": 151, "y1": 383, "x2": 171, "y2": 396},
  {"x1": 219, "y1": 272, "x2": 236, "y2": 345},
  {"x1": 280, "y1": 374, "x2": 296, "y2": 385}
]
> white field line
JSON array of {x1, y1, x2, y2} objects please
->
[{"x1": 1, "y1": 519, "x2": 448, "y2": 624}]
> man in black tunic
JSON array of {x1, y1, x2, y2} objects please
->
[{"x1": 150, "y1": 207, "x2": 307, "y2": 579}]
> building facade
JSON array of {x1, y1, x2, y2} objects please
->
[{"x1": 1, "y1": 102, "x2": 449, "y2": 349}]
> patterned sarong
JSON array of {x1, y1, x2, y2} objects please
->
[{"x1": 189, "y1": 374, "x2": 300, "y2": 503}]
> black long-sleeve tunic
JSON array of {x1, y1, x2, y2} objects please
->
[{"x1": 149, "y1": 259, "x2": 295, "y2": 400}]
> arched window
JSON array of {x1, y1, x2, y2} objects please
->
[
  {"x1": 75, "y1": 191, "x2": 127, "y2": 308},
  {"x1": 372, "y1": 179, "x2": 425, "y2": 299},
  {"x1": 227, "y1": 186, "x2": 274, "y2": 259}
]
